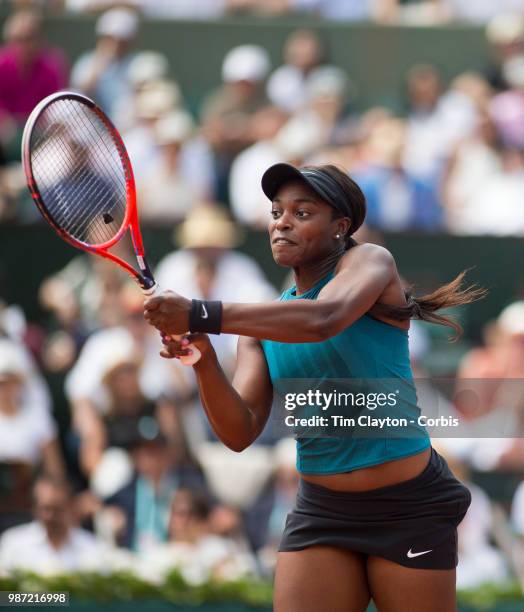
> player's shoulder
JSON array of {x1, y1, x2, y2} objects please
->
[{"x1": 339, "y1": 242, "x2": 396, "y2": 269}]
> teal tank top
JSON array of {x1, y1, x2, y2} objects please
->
[{"x1": 261, "y1": 270, "x2": 430, "y2": 474}]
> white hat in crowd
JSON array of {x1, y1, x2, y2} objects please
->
[
  {"x1": 498, "y1": 301, "x2": 524, "y2": 335},
  {"x1": 154, "y1": 110, "x2": 194, "y2": 145},
  {"x1": 96, "y1": 8, "x2": 139, "y2": 40},
  {"x1": 135, "y1": 80, "x2": 181, "y2": 119},
  {"x1": 0, "y1": 339, "x2": 28, "y2": 382},
  {"x1": 99, "y1": 335, "x2": 142, "y2": 384},
  {"x1": 222, "y1": 45, "x2": 271, "y2": 83},
  {"x1": 502, "y1": 54, "x2": 524, "y2": 89},
  {"x1": 175, "y1": 206, "x2": 243, "y2": 249},
  {"x1": 306, "y1": 66, "x2": 349, "y2": 102},
  {"x1": 274, "y1": 113, "x2": 326, "y2": 161},
  {"x1": 128, "y1": 51, "x2": 169, "y2": 87},
  {"x1": 486, "y1": 13, "x2": 524, "y2": 46}
]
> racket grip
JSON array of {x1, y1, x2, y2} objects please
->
[{"x1": 142, "y1": 284, "x2": 201, "y2": 366}]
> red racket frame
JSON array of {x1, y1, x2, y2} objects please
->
[{"x1": 22, "y1": 91, "x2": 155, "y2": 290}]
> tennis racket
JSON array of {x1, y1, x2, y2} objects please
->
[{"x1": 22, "y1": 91, "x2": 200, "y2": 365}]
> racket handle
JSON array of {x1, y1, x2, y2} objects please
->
[{"x1": 142, "y1": 284, "x2": 201, "y2": 366}]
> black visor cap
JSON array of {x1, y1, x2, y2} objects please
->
[
  {"x1": 261, "y1": 163, "x2": 311, "y2": 201},
  {"x1": 261, "y1": 162, "x2": 348, "y2": 217}
]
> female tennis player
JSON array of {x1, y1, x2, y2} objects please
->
[{"x1": 144, "y1": 163, "x2": 481, "y2": 612}]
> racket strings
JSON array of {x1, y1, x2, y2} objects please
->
[
  {"x1": 30, "y1": 98, "x2": 128, "y2": 245},
  {"x1": 33, "y1": 132, "x2": 122, "y2": 243},
  {"x1": 33, "y1": 138, "x2": 113, "y2": 232},
  {"x1": 32, "y1": 127, "x2": 124, "y2": 244},
  {"x1": 46, "y1": 100, "x2": 126, "y2": 242},
  {"x1": 50, "y1": 99, "x2": 128, "y2": 229}
]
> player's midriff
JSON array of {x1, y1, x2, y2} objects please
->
[{"x1": 301, "y1": 446, "x2": 432, "y2": 492}]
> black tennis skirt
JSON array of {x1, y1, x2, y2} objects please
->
[{"x1": 279, "y1": 447, "x2": 472, "y2": 570}]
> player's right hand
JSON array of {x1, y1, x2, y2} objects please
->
[{"x1": 160, "y1": 332, "x2": 212, "y2": 362}]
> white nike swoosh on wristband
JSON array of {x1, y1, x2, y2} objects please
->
[
  {"x1": 407, "y1": 548, "x2": 433, "y2": 558},
  {"x1": 201, "y1": 304, "x2": 208, "y2": 319}
]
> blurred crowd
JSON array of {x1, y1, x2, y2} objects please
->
[
  {"x1": 3, "y1": 7, "x2": 524, "y2": 234},
  {"x1": 1, "y1": 3, "x2": 524, "y2": 594},
  {"x1": 4, "y1": 0, "x2": 524, "y2": 24}
]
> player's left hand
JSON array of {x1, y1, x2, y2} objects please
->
[
  {"x1": 144, "y1": 290, "x2": 191, "y2": 335},
  {"x1": 159, "y1": 332, "x2": 213, "y2": 361}
]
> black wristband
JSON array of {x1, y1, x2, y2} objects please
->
[{"x1": 189, "y1": 299, "x2": 222, "y2": 334}]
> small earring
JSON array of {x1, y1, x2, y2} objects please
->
[{"x1": 335, "y1": 234, "x2": 341, "y2": 239}]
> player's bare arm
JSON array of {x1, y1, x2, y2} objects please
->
[
  {"x1": 144, "y1": 244, "x2": 401, "y2": 342},
  {"x1": 161, "y1": 334, "x2": 272, "y2": 451}
]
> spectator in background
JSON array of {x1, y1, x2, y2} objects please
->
[
  {"x1": 431, "y1": 447, "x2": 509, "y2": 589},
  {"x1": 0, "y1": 8, "x2": 67, "y2": 160},
  {"x1": 511, "y1": 480, "x2": 524, "y2": 564},
  {"x1": 491, "y1": 54, "x2": 524, "y2": 151},
  {"x1": 64, "y1": 284, "x2": 194, "y2": 476},
  {"x1": 38, "y1": 261, "x2": 87, "y2": 346},
  {"x1": 447, "y1": 302, "x2": 524, "y2": 473},
  {"x1": 73, "y1": 346, "x2": 157, "y2": 478},
  {"x1": 139, "y1": 488, "x2": 256, "y2": 584},
  {"x1": 457, "y1": 301, "x2": 524, "y2": 418},
  {"x1": 267, "y1": 29, "x2": 326, "y2": 113},
  {"x1": 485, "y1": 13, "x2": 524, "y2": 92},
  {"x1": 201, "y1": 44, "x2": 271, "y2": 202},
  {"x1": 456, "y1": 479, "x2": 509, "y2": 588},
  {"x1": 444, "y1": 113, "x2": 503, "y2": 233},
  {"x1": 302, "y1": 65, "x2": 352, "y2": 146},
  {"x1": 354, "y1": 116, "x2": 442, "y2": 231},
  {"x1": 121, "y1": 73, "x2": 215, "y2": 202},
  {"x1": 138, "y1": 111, "x2": 202, "y2": 221},
  {"x1": 258, "y1": 438, "x2": 298, "y2": 573},
  {"x1": 39, "y1": 245, "x2": 134, "y2": 334},
  {"x1": 0, "y1": 339, "x2": 64, "y2": 532},
  {"x1": 202, "y1": 44, "x2": 271, "y2": 135},
  {"x1": 123, "y1": 79, "x2": 181, "y2": 178},
  {"x1": 439, "y1": 69, "x2": 524, "y2": 235},
  {"x1": 0, "y1": 476, "x2": 104, "y2": 574},
  {"x1": 0, "y1": 296, "x2": 27, "y2": 344},
  {"x1": 403, "y1": 64, "x2": 446, "y2": 180},
  {"x1": 77, "y1": 333, "x2": 192, "y2": 492},
  {"x1": 0, "y1": 326, "x2": 52, "y2": 413},
  {"x1": 103, "y1": 428, "x2": 204, "y2": 552},
  {"x1": 402, "y1": 63, "x2": 478, "y2": 183},
  {"x1": 113, "y1": 50, "x2": 170, "y2": 131},
  {"x1": 230, "y1": 108, "x2": 326, "y2": 228},
  {"x1": 71, "y1": 8, "x2": 138, "y2": 120},
  {"x1": 449, "y1": 145, "x2": 524, "y2": 236}
]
